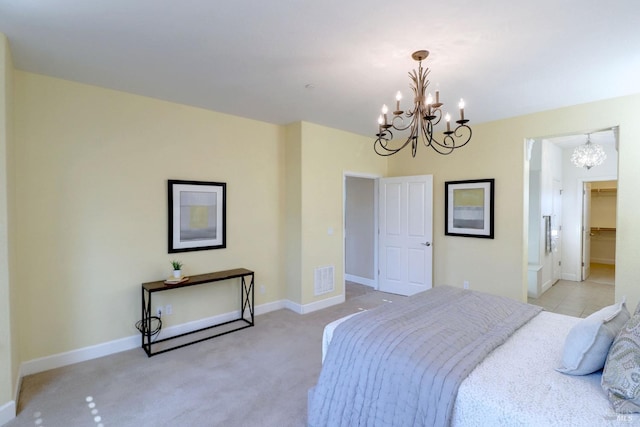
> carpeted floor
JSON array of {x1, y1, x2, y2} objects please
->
[{"x1": 8, "y1": 283, "x2": 398, "y2": 427}]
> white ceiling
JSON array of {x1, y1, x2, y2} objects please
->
[
  {"x1": 546, "y1": 127, "x2": 617, "y2": 149},
  {"x1": 1, "y1": 0, "x2": 639, "y2": 137}
]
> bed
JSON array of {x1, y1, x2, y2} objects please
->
[{"x1": 308, "y1": 286, "x2": 640, "y2": 427}]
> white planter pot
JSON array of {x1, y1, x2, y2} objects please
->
[{"x1": 173, "y1": 270, "x2": 182, "y2": 278}]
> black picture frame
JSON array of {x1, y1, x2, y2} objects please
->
[
  {"x1": 445, "y1": 179, "x2": 494, "y2": 239},
  {"x1": 168, "y1": 179, "x2": 226, "y2": 253}
]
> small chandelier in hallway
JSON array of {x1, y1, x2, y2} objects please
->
[
  {"x1": 374, "y1": 50, "x2": 472, "y2": 157},
  {"x1": 570, "y1": 134, "x2": 606, "y2": 169}
]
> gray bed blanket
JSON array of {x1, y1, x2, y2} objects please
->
[{"x1": 307, "y1": 286, "x2": 542, "y2": 427}]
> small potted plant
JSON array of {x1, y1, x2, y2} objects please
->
[{"x1": 170, "y1": 260, "x2": 183, "y2": 278}]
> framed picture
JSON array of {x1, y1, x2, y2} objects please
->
[
  {"x1": 445, "y1": 179, "x2": 494, "y2": 239},
  {"x1": 168, "y1": 180, "x2": 226, "y2": 253}
]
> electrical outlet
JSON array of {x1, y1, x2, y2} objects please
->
[
  {"x1": 463, "y1": 280, "x2": 469, "y2": 289},
  {"x1": 165, "y1": 304, "x2": 172, "y2": 315}
]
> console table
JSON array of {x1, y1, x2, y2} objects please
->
[{"x1": 141, "y1": 268, "x2": 254, "y2": 357}]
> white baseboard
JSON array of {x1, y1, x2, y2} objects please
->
[
  {"x1": 345, "y1": 274, "x2": 376, "y2": 288},
  {"x1": 285, "y1": 294, "x2": 344, "y2": 314},
  {"x1": 255, "y1": 299, "x2": 287, "y2": 315},
  {"x1": 0, "y1": 400, "x2": 15, "y2": 426},
  {"x1": 562, "y1": 273, "x2": 579, "y2": 281},
  {"x1": 18, "y1": 298, "x2": 306, "y2": 378},
  {"x1": 541, "y1": 279, "x2": 553, "y2": 295},
  {"x1": 11, "y1": 294, "x2": 336, "y2": 422},
  {"x1": 20, "y1": 332, "x2": 141, "y2": 377},
  {"x1": 20, "y1": 299, "x2": 288, "y2": 377}
]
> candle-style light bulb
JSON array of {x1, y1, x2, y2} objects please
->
[
  {"x1": 426, "y1": 93, "x2": 433, "y2": 116},
  {"x1": 395, "y1": 91, "x2": 402, "y2": 111},
  {"x1": 435, "y1": 90, "x2": 440, "y2": 104},
  {"x1": 445, "y1": 113, "x2": 451, "y2": 132},
  {"x1": 458, "y1": 99, "x2": 465, "y2": 121},
  {"x1": 381, "y1": 104, "x2": 388, "y2": 125},
  {"x1": 377, "y1": 115, "x2": 384, "y2": 132}
]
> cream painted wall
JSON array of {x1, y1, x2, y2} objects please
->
[
  {"x1": 11, "y1": 70, "x2": 386, "y2": 364},
  {"x1": 298, "y1": 122, "x2": 386, "y2": 305},
  {"x1": 0, "y1": 32, "x2": 16, "y2": 415},
  {"x1": 284, "y1": 122, "x2": 302, "y2": 304},
  {"x1": 388, "y1": 94, "x2": 640, "y2": 310},
  {"x1": 14, "y1": 71, "x2": 287, "y2": 360}
]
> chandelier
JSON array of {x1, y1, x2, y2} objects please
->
[
  {"x1": 374, "y1": 50, "x2": 472, "y2": 157},
  {"x1": 570, "y1": 134, "x2": 606, "y2": 169}
]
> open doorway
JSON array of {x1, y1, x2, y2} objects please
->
[
  {"x1": 344, "y1": 173, "x2": 378, "y2": 300},
  {"x1": 526, "y1": 127, "x2": 618, "y2": 317},
  {"x1": 582, "y1": 180, "x2": 617, "y2": 284}
]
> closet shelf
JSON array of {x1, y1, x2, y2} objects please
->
[{"x1": 591, "y1": 188, "x2": 617, "y2": 196}]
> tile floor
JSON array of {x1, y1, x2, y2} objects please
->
[{"x1": 527, "y1": 263, "x2": 615, "y2": 318}]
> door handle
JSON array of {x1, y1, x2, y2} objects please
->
[{"x1": 421, "y1": 242, "x2": 431, "y2": 246}]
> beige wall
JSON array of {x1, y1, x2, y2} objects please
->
[
  {"x1": 11, "y1": 70, "x2": 387, "y2": 363},
  {"x1": 284, "y1": 122, "x2": 302, "y2": 304},
  {"x1": 297, "y1": 122, "x2": 386, "y2": 305},
  {"x1": 389, "y1": 93, "x2": 640, "y2": 310},
  {"x1": 0, "y1": 32, "x2": 16, "y2": 415},
  {"x1": 13, "y1": 71, "x2": 288, "y2": 360}
]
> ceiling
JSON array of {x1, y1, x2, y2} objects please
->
[
  {"x1": 546, "y1": 127, "x2": 617, "y2": 149},
  {"x1": 1, "y1": 1, "x2": 639, "y2": 138}
]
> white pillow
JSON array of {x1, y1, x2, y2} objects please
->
[{"x1": 556, "y1": 299, "x2": 630, "y2": 375}]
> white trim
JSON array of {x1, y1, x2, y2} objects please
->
[
  {"x1": 0, "y1": 400, "x2": 16, "y2": 426},
  {"x1": 562, "y1": 272, "x2": 579, "y2": 281},
  {"x1": 19, "y1": 299, "x2": 288, "y2": 377},
  {"x1": 284, "y1": 294, "x2": 344, "y2": 315},
  {"x1": 344, "y1": 274, "x2": 376, "y2": 288},
  {"x1": 21, "y1": 333, "x2": 141, "y2": 377},
  {"x1": 255, "y1": 299, "x2": 287, "y2": 315}
]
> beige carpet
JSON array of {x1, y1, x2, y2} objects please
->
[{"x1": 9, "y1": 283, "x2": 399, "y2": 427}]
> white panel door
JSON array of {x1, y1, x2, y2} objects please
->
[{"x1": 379, "y1": 175, "x2": 433, "y2": 296}]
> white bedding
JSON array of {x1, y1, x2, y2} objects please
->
[{"x1": 322, "y1": 310, "x2": 640, "y2": 426}]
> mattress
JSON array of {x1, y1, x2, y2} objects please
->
[{"x1": 321, "y1": 310, "x2": 640, "y2": 426}]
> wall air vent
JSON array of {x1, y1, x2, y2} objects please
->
[{"x1": 314, "y1": 266, "x2": 335, "y2": 296}]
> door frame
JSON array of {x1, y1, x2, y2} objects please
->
[{"x1": 343, "y1": 171, "x2": 381, "y2": 295}]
